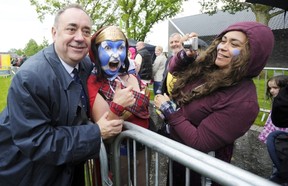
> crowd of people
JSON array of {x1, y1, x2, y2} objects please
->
[
  {"x1": 11, "y1": 55, "x2": 27, "y2": 67},
  {"x1": 0, "y1": 3, "x2": 287, "y2": 186}
]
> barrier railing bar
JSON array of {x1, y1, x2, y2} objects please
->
[
  {"x1": 168, "y1": 159, "x2": 172, "y2": 186},
  {"x1": 145, "y1": 146, "x2": 149, "y2": 186},
  {"x1": 113, "y1": 130, "x2": 248, "y2": 185},
  {"x1": 185, "y1": 168, "x2": 190, "y2": 186},
  {"x1": 114, "y1": 122, "x2": 278, "y2": 186},
  {"x1": 154, "y1": 151, "x2": 159, "y2": 186},
  {"x1": 133, "y1": 140, "x2": 137, "y2": 186},
  {"x1": 112, "y1": 128, "x2": 271, "y2": 186}
]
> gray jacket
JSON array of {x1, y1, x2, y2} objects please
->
[
  {"x1": 0, "y1": 44, "x2": 100, "y2": 186},
  {"x1": 152, "y1": 53, "x2": 167, "y2": 82}
]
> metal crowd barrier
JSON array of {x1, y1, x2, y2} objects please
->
[
  {"x1": 87, "y1": 121, "x2": 278, "y2": 186},
  {"x1": 0, "y1": 66, "x2": 19, "y2": 78}
]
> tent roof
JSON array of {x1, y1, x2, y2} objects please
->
[
  {"x1": 128, "y1": 39, "x2": 156, "y2": 48},
  {"x1": 170, "y1": 9, "x2": 287, "y2": 37}
]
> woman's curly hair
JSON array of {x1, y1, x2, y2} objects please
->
[{"x1": 171, "y1": 34, "x2": 250, "y2": 106}]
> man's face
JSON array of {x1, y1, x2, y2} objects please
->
[
  {"x1": 98, "y1": 40, "x2": 126, "y2": 78},
  {"x1": 169, "y1": 34, "x2": 183, "y2": 55},
  {"x1": 52, "y1": 8, "x2": 92, "y2": 67},
  {"x1": 136, "y1": 43, "x2": 142, "y2": 51},
  {"x1": 155, "y1": 47, "x2": 161, "y2": 56}
]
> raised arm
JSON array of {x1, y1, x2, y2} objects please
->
[{"x1": 168, "y1": 50, "x2": 198, "y2": 73}]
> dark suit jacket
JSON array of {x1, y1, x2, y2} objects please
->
[{"x1": 0, "y1": 44, "x2": 101, "y2": 186}]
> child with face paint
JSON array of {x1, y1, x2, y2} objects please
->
[
  {"x1": 87, "y1": 26, "x2": 150, "y2": 186},
  {"x1": 154, "y1": 22, "x2": 274, "y2": 186}
]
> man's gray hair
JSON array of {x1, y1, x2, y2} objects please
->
[
  {"x1": 169, "y1": 33, "x2": 182, "y2": 39},
  {"x1": 53, "y1": 4, "x2": 92, "y2": 27}
]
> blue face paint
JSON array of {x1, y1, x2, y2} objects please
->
[
  {"x1": 231, "y1": 49, "x2": 240, "y2": 56},
  {"x1": 217, "y1": 43, "x2": 221, "y2": 50},
  {"x1": 217, "y1": 43, "x2": 241, "y2": 57},
  {"x1": 98, "y1": 40, "x2": 126, "y2": 79}
]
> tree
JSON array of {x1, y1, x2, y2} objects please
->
[
  {"x1": 23, "y1": 39, "x2": 40, "y2": 56},
  {"x1": 29, "y1": 0, "x2": 186, "y2": 41},
  {"x1": 8, "y1": 48, "x2": 24, "y2": 56},
  {"x1": 30, "y1": 0, "x2": 119, "y2": 30},
  {"x1": 118, "y1": 0, "x2": 185, "y2": 41},
  {"x1": 8, "y1": 38, "x2": 48, "y2": 57},
  {"x1": 199, "y1": 0, "x2": 284, "y2": 25},
  {"x1": 39, "y1": 37, "x2": 50, "y2": 50}
]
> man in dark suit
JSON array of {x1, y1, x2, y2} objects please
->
[{"x1": 0, "y1": 4, "x2": 123, "y2": 186}]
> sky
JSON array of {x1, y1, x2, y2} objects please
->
[
  {"x1": 0, "y1": 0, "x2": 202, "y2": 53},
  {"x1": 146, "y1": 0, "x2": 202, "y2": 52},
  {"x1": 0, "y1": 0, "x2": 54, "y2": 52}
]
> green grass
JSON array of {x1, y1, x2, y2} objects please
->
[
  {"x1": 0, "y1": 76, "x2": 11, "y2": 112},
  {"x1": 253, "y1": 78, "x2": 270, "y2": 126},
  {"x1": 253, "y1": 70, "x2": 288, "y2": 126},
  {"x1": 148, "y1": 84, "x2": 155, "y2": 100}
]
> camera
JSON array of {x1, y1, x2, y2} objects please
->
[{"x1": 183, "y1": 37, "x2": 198, "y2": 50}]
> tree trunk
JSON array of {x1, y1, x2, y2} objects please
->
[{"x1": 250, "y1": 5, "x2": 271, "y2": 25}]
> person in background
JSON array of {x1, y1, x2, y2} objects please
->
[
  {"x1": 135, "y1": 41, "x2": 153, "y2": 85},
  {"x1": 258, "y1": 75, "x2": 288, "y2": 143},
  {"x1": 19, "y1": 54, "x2": 27, "y2": 67},
  {"x1": 11, "y1": 57, "x2": 18, "y2": 66},
  {"x1": 129, "y1": 46, "x2": 136, "y2": 60},
  {"x1": 266, "y1": 76, "x2": 288, "y2": 185},
  {"x1": 16, "y1": 56, "x2": 22, "y2": 66},
  {"x1": 0, "y1": 4, "x2": 123, "y2": 186},
  {"x1": 128, "y1": 47, "x2": 137, "y2": 75},
  {"x1": 157, "y1": 33, "x2": 184, "y2": 96},
  {"x1": 271, "y1": 82, "x2": 288, "y2": 127},
  {"x1": 152, "y1": 45, "x2": 167, "y2": 95},
  {"x1": 87, "y1": 26, "x2": 150, "y2": 186},
  {"x1": 154, "y1": 33, "x2": 184, "y2": 130},
  {"x1": 154, "y1": 21, "x2": 274, "y2": 186},
  {"x1": 258, "y1": 75, "x2": 288, "y2": 183}
]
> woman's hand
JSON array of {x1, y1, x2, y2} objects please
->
[
  {"x1": 154, "y1": 93, "x2": 170, "y2": 109},
  {"x1": 181, "y1": 32, "x2": 198, "y2": 41},
  {"x1": 182, "y1": 32, "x2": 199, "y2": 57},
  {"x1": 113, "y1": 81, "x2": 135, "y2": 108}
]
